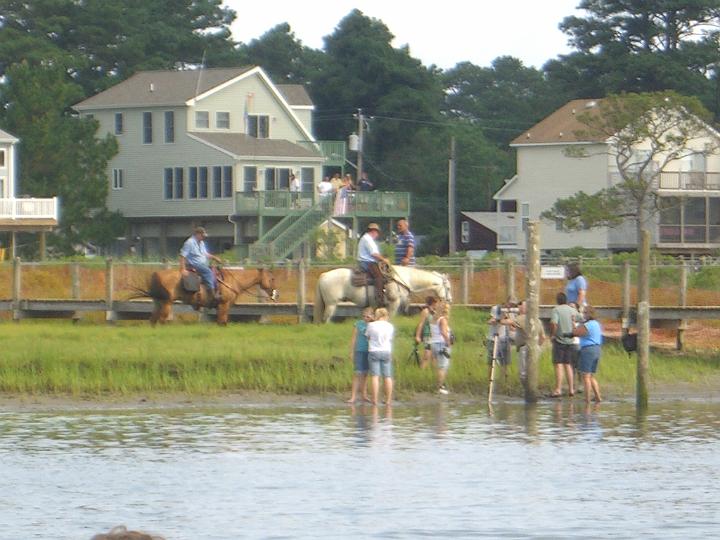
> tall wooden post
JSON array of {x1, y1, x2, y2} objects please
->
[
  {"x1": 637, "y1": 230, "x2": 650, "y2": 411},
  {"x1": 622, "y1": 260, "x2": 631, "y2": 325},
  {"x1": 676, "y1": 263, "x2": 687, "y2": 351},
  {"x1": 39, "y1": 231, "x2": 47, "y2": 261},
  {"x1": 297, "y1": 259, "x2": 307, "y2": 323},
  {"x1": 12, "y1": 256, "x2": 22, "y2": 321},
  {"x1": 448, "y1": 136, "x2": 457, "y2": 255},
  {"x1": 505, "y1": 258, "x2": 515, "y2": 300},
  {"x1": 525, "y1": 222, "x2": 541, "y2": 403},
  {"x1": 71, "y1": 263, "x2": 81, "y2": 324},
  {"x1": 105, "y1": 257, "x2": 116, "y2": 323},
  {"x1": 461, "y1": 257, "x2": 470, "y2": 305}
]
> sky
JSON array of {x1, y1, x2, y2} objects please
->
[{"x1": 226, "y1": 0, "x2": 582, "y2": 70}]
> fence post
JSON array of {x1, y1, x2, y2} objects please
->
[
  {"x1": 461, "y1": 257, "x2": 470, "y2": 305},
  {"x1": 12, "y1": 257, "x2": 22, "y2": 321},
  {"x1": 297, "y1": 258, "x2": 307, "y2": 323},
  {"x1": 622, "y1": 260, "x2": 631, "y2": 328},
  {"x1": 71, "y1": 263, "x2": 81, "y2": 324},
  {"x1": 505, "y1": 258, "x2": 515, "y2": 300},
  {"x1": 677, "y1": 263, "x2": 687, "y2": 351},
  {"x1": 105, "y1": 257, "x2": 116, "y2": 323}
]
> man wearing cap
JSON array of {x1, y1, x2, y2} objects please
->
[
  {"x1": 358, "y1": 223, "x2": 391, "y2": 307},
  {"x1": 179, "y1": 227, "x2": 223, "y2": 301}
]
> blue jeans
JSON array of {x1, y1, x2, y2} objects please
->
[{"x1": 190, "y1": 263, "x2": 216, "y2": 292}]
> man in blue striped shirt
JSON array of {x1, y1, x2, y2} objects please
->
[{"x1": 394, "y1": 218, "x2": 416, "y2": 266}]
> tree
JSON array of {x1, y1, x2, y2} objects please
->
[
  {"x1": 0, "y1": 62, "x2": 121, "y2": 253},
  {"x1": 443, "y1": 57, "x2": 569, "y2": 146},
  {"x1": 0, "y1": 0, "x2": 239, "y2": 95},
  {"x1": 540, "y1": 90, "x2": 716, "y2": 410},
  {"x1": 545, "y1": 1, "x2": 720, "y2": 115}
]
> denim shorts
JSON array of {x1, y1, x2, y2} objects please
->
[
  {"x1": 431, "y1": 343, "x2": 450, "y2": 370},
  {"x1": 579, "y1": 345, "x2": 601, "y2": 374},
  {"x1": 368, "y1": 351, "x2": 393, "y2": 377},
  {"x1": 353, "y1": 350, "x2": 369, "y2": 373}
]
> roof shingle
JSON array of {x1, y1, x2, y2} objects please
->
[
  {"x1": 511, "y1": 99, "x2": 606, "y2": 146},
  {"x1": 190, "y1": 132, "x2": 322, "y2": 159}
]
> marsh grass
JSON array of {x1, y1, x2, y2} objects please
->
[{"x1": 0, "y1": 308, "x2": 717, "y2": 398}]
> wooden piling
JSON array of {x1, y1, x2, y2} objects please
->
[
  {"x1": 105, "y1": 258, "x2": 116, "y2": 323},
  {"x1": 71, "y1": 263, "x2": 81, "y2": 323},
  {"x1": 637, "y1": 230, "x2": 650, "y2": 411},
  {"x1": 461, "y1": 257, "x2": 470, "y2": 305},
  {"x1": 12, "y1": 257, "x2": 21, "y2": 321},
  {"x1": 677, "y1": 263, "x2": 687, "y2": 351},
  {"x1": 297, "y1": 259, "x2": 307, "y2": 323},
  {"x1": 505, "y1": 258, "x2": 515, "y2": 300},
  {"x1": 525, "y1": 222, "x2": 541, "y2": 403}
]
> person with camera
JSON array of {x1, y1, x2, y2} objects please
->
[
  {"x1": 512, "y1": 300, "x2": 546, "y2": 384},
  {"x1": 429, "y1": 301, "x2": 453, "y2": 395},
  {"x1": 487, "y1": 297, "x2": 518, "y2": 385},
  {"x1": 549, "y1": 291, "x2": 581, "y2": 397}
]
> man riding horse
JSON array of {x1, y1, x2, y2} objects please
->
[
  {"x1": 179, "y1": 226, "x2": 224, "y2": 303},
  {"x1": 358, "y1": 222, "x2": 391, "y2": 307}
]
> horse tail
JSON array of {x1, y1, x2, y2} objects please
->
[
  {"x1": 148, "y1": 271, "x2": 171, "y2": 302},
  {"x1": 314, "y1": 277, "x2": 325, "y2": 323}
]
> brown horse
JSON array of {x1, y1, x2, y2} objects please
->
[{"x1": 143, "y1": 267, "x2": 278, "y2": 325}]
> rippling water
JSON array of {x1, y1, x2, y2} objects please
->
[{"x1": 0, "y1": 400, "x2": 719, "y2": 539}]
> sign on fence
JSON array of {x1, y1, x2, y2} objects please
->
[{"x1": 541, "y1": 266, "x2": 566, "y2": 280}]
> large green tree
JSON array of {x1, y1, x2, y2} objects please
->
[
  {"x1": 0, "y1": 0, "x2": 239, "y2": 94},
  {"x1": 545, "y1": 0, "x2": 720, "y2": 114},
  {"x1": 0, "y1": 62, "x2": 121, "y2": 253},
  {"x1": 443, "y1": 56, "x2": 569, "y2": 146}
]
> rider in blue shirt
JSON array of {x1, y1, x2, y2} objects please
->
[{"x1": 179, "y1": 227, "x2": 223, "y2": 301}]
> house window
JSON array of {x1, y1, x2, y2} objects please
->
[
  {"x1": 247, "y1": 114, "x2": 269, "y2": 138},
  {"x1": 0, "y1": 176, "x2": 6, "y2": 198},
  {"x1": 216, "y1": 112, "x2": 230, "y2": 129},
  {"x1": 195, "y1": 111, "x2": 209, "y2": 129},
  {"x1": 188, "y1": 167, "x2": 198, "y2": 199},
  {"x1": 461, "y1": 221, "x2": 470, "y2": 244},
  {"x1": 521, "y1": 202, "x2": 530, "y2": 232},
  {"x1": 244, "y1": 167, "x2": 257, "y2": 193},
  {"x1": 500, "y1": 200, "x2": 517, "y2": 213},
  {"x1": 142, "y1": 112, "x2": 153, "y2": 144},
  {"x1": 301, "y1": 167, "x2": 314, "y2": 193},
  {"x1": 264, "y1": 167, "x2": 290, "y2": 190},
  {"x1": 114, "y1": 113, "x2": 123, "y2": 135},
  {"x1": 164, "y1": 111, "x2": 175, "y2": 143},
  {"x1": 199, "y1": 167, "x2": 208, "y2": 199},
  {"x1": 174, "y1": 167, "x2": 184, "y2": 199},
  {"x1": 555, "y1": 218, "x2": 564, "y2": 231},
  {"x1": 709, "y1": 198, "x2": 720, "y2": 242},
  {"x1": 684, "y1": 197, "x2": 707, "y2": 243},
  {"x1": 213, "y1": 166, "x2": 222, "y2": 198},
  {"x1": 0, "y1": 149, "x2": 5, "y2": 167},
  {"x1": 223, "y1": 166, "x2": 233, "y2": 197},
  {"x1": 164, "y1": 168, "x2": 173, "y2": 199},
  {"x1": 112, "y1": 168, "x2": 124, "y2": 190}
]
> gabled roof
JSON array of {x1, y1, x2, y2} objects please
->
[
  {"x1": 511, "y1": 99, "x2": 606, "y2": 146},
  {"x1": 189, "y1": 132, "x2": 322, "y2": 159},
  {"x1": 0, "y1": 128, "x2": 19, "y2": 143},
  {"x1": 276, "y1": 85, "x2": 314, "y2": 107},
  {"x1": 74, "y1": 67, "x2": 255, "y2": 110}
]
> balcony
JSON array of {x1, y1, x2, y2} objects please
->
[
  {"x1": 234, "y1": 190, "x2": 411, "y2": 218},
  {"x1": 0, "y1": 197, "x2": 59, "y2": 228},
  {"x1": 656, "y1": 171, "x2": 720, "y2": 191}
]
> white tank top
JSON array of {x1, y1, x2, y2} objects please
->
[{"x1": 430, "y1": 317, "x2": 446, "y2": 344}]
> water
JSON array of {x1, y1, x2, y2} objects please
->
[{"x1": 0, "y1": 400, "x2": 719, "y2": 539}]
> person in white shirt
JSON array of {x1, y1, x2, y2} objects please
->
[
  {"x1": 366, "y1": 307, "x2": 395, "y2": 405},
  {"x1": 357, "y1": 223, "x2": 390, "y2": 306},
  {"x1": 289, "y1": 172, "x2": 301, "y2": 207}
]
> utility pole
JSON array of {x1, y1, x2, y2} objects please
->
[
  {"x1": 356, "y1": 108, "x2": 364, "y2": 183},
  {"x1": 448, "y1": 136, "x2": 457, "y2": 254}
]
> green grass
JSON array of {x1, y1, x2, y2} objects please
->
[{"x1": 0, "y1": 308, "x2": 718, "y2": 397}]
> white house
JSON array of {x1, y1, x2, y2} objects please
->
[
  {"x1": 473, "y1": 99, "x2": 720, "y2": 256},
  {"x1": 0, "y1": 128, "x2": 59, "y2": 259}
]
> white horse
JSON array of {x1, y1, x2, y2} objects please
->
[{"x1": 313, "y1": 265, "x2": 452, "y2": 323}]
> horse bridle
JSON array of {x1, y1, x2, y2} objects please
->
[
  {"x1": 385, "y1": 267, "x2": 452, "y2": 304},
  {"x1": 217, "y1": 272, "x2": 278, "y2": 301}
]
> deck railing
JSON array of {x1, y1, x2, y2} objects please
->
[{"x1": 0, "y1": 197, "x2": 58, "y2": 220}]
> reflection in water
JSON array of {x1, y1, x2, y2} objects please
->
[{"x1": 0, "y1": 401, "x2": 719, "y2": 539}]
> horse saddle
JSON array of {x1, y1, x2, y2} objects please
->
[
  {"x1": 351, "y1": 269, "x2": 370, "y2": 287},
  {"x1": 182, "y1": 272, "x2": 201, "y2": 293}
]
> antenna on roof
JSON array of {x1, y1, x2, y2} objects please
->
[{"x1": 195, "y1": 49, "x2": 207, "y2": 97}]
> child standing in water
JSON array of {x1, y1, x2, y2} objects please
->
[
  {"x1": 366, "y1": 308, "x2": 395, "y2": 405},
  {"x1": 347, "y1": 307, "x2": 374, "y2": 403}
]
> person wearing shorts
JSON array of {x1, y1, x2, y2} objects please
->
[
  {"x1": 347, "y1": 307, "x2": 374, "y2": 403},
  {"x1": 429, "y1": 302, "x2": 452, "y2": 395},
  {"x1": 549, "y1": 291, "x2": 580, "y2": 397},
  {"x1": 366, "y1": 308, "x2": 395, "y2": 405},
  {"x1": 572, "y1": 305, "x2": 603, "y2": 403}
]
